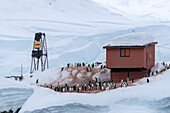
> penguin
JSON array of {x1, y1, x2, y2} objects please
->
[
  {"x1": 77, "y1": 87, "x2": 80, "y2": 93},
  {"x1": 96, "y1": 82, "x2": 99, "y2": 90},
  {"x1": 103, "y1": 82, "x2": 106, "y2": 87},
  {"x1": 82, "y1": 62, "x2": 85, "y2": 66},
  {"x1": 101, "y1": 85, "x2": 104, "y2": 90},
  {"x1": 69, "y1": 87, "x2": 72, "y2": 91},
  {"x1": 36, "y1": 79, "x2": 39, "y2": 84},
  {"x1": 61, "y1": 86, "x2": 63, "y2": 92},
  {"x1": 67, "y1": 63, "x2": 70, "y2": 68},
  {"x1": 120, "y1": 83, "x2": 123, "y2": 87},
  {"x1": 61, "y1": 67, "x2": 64, "y2": 71},
  {"x1": 91, "y1": 83, "x2": 94, "y2": 89},
  {"x1": 99, "y1": 84, "x2": 102, "y2": 90},
  {"x1": 82, "y1": 85, "x2": 84, "y2": 90},
  {"x1": 123, "y1": 83, "x2": 126, "y2": 87},
  {"x1": 84, "y1": 84, "x2": 87, "y2": 91},
  {"x1": 54, "y1": 87, "x2": 57, "y2": 91},
  {"x1": 121, "y1": 79, "x2": 123, "y2": 83},
  {"x1": 126, "y1": 77, "x2": 129, "y2": 83},
  {"x1": 110, "y1": 83, "x2": 113, "y2": 88},
  {"x1": 63, "y1": 87, "x2": 65, "y2": 92},
  {"x1": 86, "y1": 67, "x2": 89, "y2": 72},
  {"x1": 132, "y1": 78, "x2": 134, "y2": 83},
  {"x1": 100, "y1": 65, "x2": 103, "y2": 69},
  {"x1": 114, "y1": 83, "x2": 117, "y2": 89},
  {"x1": 95, "y1": 77, "x2": 98, "y2": 83},
  {"x1": 106, "y1": 86, "x2": 109, "y2": 91}
]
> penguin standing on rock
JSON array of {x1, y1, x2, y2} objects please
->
[
  {"x1": 120, "y1": 83, "x2": 123, "y2": 87},
  {"x1": 114, "y1": 83, "x2": 117, "y2": 89},
  {"x1": 132, "y1": 78, "x2": 134, "y2": 83},
  {"x1": 82, "y1": 62, "x2": 85, "y2": 66},
  {"x1": 100, "y1": 65, "x2": 103, "y2": 69},
  {"x1": 77, "y1": 87, "x2": 80, "y2": 93},
  {"x1": 86, "y1": 67, "x2": 89, "y2": 72},
  {"x1": 54, "y1": 87, "x2": 57, "y2": 91},
  {"x1": 92, "y1": 63, "x2": 94, "y2": 68},
  {"x1": 84, "y1": 84, "x2": 87, "y2": 91},
  {"x1": 101, "y1": 85, "x2": 104, "y2": 90}
]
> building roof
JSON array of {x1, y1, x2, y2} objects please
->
[{"x1": 103, "y1": 32, "x2": 158, "y2": 49}]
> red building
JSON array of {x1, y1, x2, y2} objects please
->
[{"x1": 103, "y1": 33, "x2": 158, "y2": 83}]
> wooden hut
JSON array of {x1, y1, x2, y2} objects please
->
[{"x1": 103, "y1": 33, "x2": 158, "y2": 82}]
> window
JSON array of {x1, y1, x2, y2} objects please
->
[{"x1": 120, "y1": 48, "x2": 130, "y2": 57}]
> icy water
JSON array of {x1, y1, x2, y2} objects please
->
[
  {"x1": 24, "y1": 97, "x2": 170, "y2": 113},
  {"x1": 0, "y1": 88, "x2": 33, "y2": 112}
]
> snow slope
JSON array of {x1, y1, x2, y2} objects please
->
[
  {"x1": 0, "y1": 0, "x2": 170, "y2": 76},
  {"x1": 93, "y1": 0, "x2": 170, "y2": 22},
  {"x1": 20, "y1": 69, "x2": 170, "y2": 113},
  {"x1": 0, "y1": 0, "x2": 129, "y2": 76}
]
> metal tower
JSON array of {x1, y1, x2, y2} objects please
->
[{"x1": 30, "y1": 32, "x2": 49, "y2": 74}]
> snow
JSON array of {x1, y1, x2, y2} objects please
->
[
  {"x1": 92, "y1": 0, "x2": 170, "y2": 22},
  {"x1": 150, "y1": 62, "x2": 165, "y2": 74},
  {"x1": 0, "y1": 77, "x2": 33, "y2": 112},
  {"x1": 22, "y1": 66, "x2": 110, "y2": 87},
  {"x1": 1, "y1": 0, "x2": 170, "y2": 112},
  {"x1": 92, "y1": 69, "x2": 110, "y2": 82},
  {"x1": 76, "y1": 73, "x2": 83, "y2": 79},
  {"x1": 20, "y1": 69, "x2": 170, "y2": 112},
  {"x1": 72, "y1": 70, "x2": 78, "y2": 76},
  {"x1": 0, "y1": 77, "x2": 31, "y2": 89},
  {"x1": 69, "y1": 42, "x2": 92, "y2": 53},
  {"x1": 105, "y1": 32, "x2": 154, "y2": 47},
  {"x1": 0, "y1": 0, "x2": 170, "y2": 76}
]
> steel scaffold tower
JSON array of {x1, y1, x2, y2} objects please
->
[{"x1": 30, "y1": 32, "x2": 49, "y2": 74}]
